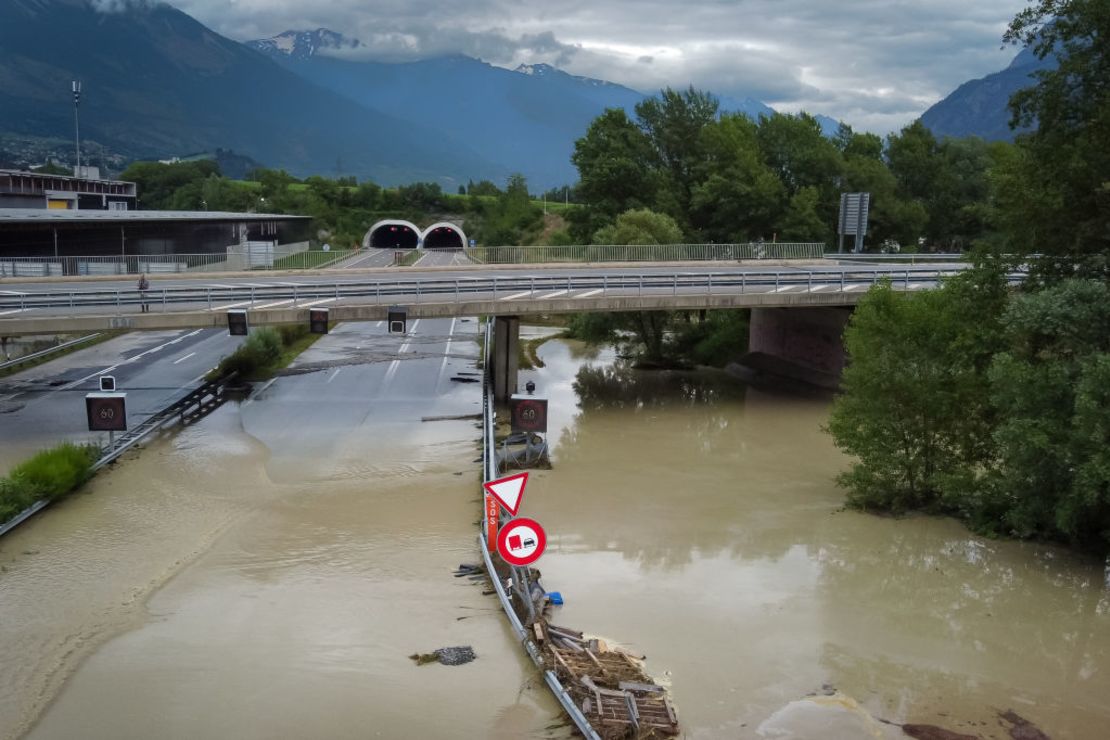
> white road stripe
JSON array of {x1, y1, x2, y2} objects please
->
[
  {"x1": 0, "y1": 290, "x2": 27, "y2": 295},
  {"x1": 300, "y1": 298, "x2": 336, "y2": 307},
  {"x1": 326, "y1": 367, "x2": 343, "y2": 384},
  {"x1": 212, "y1": 300, "x2": 252, "y2": 311},
  {"x1": 0, "y1": 308, "x2": 30, "y2": 316},
  {"x1": 774, "y1": 285, "x2": 803, "y2": 293},
  {"x1": 574, "y1": 289, "x2": 604, "y2": 299},
  {"x1": 173, "y1": 351, "x2": 196, "y2": 365},
  {"x1": 539, "y1": 289, "x2": 568, "y2": 299},
  {"x1": 844, "y1": 283, "x2": 870, "y2": 292},
  {"x1": 208, "y1": 284, "x2": 237, "y2": 289},
  {"x1": 808, "y1": 284, "x2": 834, "y2": 293},
  {"x1": 255, "y1": 299, "x2": 294, "y2": 309},
  {"x1": 500, "y1": 291, "x2": 532, "y2": 301},
  {"x1": 436, "y1": 317, "x2": 457, "y2": 389}
]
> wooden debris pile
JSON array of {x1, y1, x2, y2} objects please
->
[{"x1": 536, "y1": 622, "x2": 679, "y2": 739}]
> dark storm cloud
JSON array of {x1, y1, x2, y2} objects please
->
[{"x1": 169, "y1": 0, "x2": 1030, "y2": 133}]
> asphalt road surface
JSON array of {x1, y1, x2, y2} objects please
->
[{"x1": 0, "y1": 329, "x2": 244, "y2": 471}]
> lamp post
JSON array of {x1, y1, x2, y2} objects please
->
[{"x1": 72, "y1": 80, "x2": 82, "y2": 177}]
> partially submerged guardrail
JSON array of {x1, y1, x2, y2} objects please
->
[
  {"x1": 477, "y1": 319, "x2": 601, "y2": 740},
  {"x1": 0, "y1": 372, "x2": 240, "y2": 539},
  {"x1": 0, "y1": 333, "x2": 101, "y2": 372}
]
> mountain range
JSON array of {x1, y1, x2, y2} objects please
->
[
  {"x1": 921, "y1": 43, "x2": 1056, "y2": 141},
  {"x1": 6, "y1": 0, "x2": 1017, "y2": 189}
]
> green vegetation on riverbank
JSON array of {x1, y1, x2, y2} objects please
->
[
  {"x1": 563, "y1": 309, "x2": 749, "y2": 369},
  {"x1": 207, "y1": 325, "x2": 322, "y2": 382},
  {"x1": 0, "y1": 443, "x2": 99, "y2": 524}
]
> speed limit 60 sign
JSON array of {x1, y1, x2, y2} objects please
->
[
  {"x1": 85, "y1": 392, "x2": 127, "y2": 432},
  {"x1": 510, "y1": 395, "x2": 548, "y2": 434}
]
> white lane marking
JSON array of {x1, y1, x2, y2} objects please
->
[
  {"x1": 408, "y1": 319, "x2": 421, "y2": 334},
  {"x1": 61, "y1": 330, "x2": 206, "y2": 389},
  {"x1": 375, "y1": 321, "x2": 384, "y2": 328},
  {"x1": 212, "y1": 300, "x2": 252, "y2": 311},
  {"x1": 774, "y1": 285, "x2": 803, "y2": 293},
  {"x1": 844, "y1": 283, "x2": 870, "y2": 292},
  {"x1": 0, "y1": 290, "x2": 27, "y2": 295},
  {"x1": 0, "y1": 308, "x2": 31, "y2": 316},
  {"x1": 908, "y1": 283, "x2": 927, "y2": 290},
  {"x1": 300, "y1": 297, "x2": 336, "y2": 307},
  {"x1": 326, "y1": 367, "x2": 343, "y2": 384},
  {"x1": 808, "y1": 284, "x2": 834, "y2": 293},
  {"x1": 574, "y1": 289, "x2": 604, "y2": 299},
  {"x1": 539, "y1": 289, "x2": 568, "y2": 299},
  {"x1": 208, "y1": 284, "x2": 237, "y2": 289},
  {"x1": 173, "y1": 351, "x2": 197, "y2": 365},
  {"x1": 436, "y1": 317, "x2": 458, "y2": 389},
  {"x1": 500, "y1": 291, "x2": 532, "y2": 301},
  {"x1": 255, "y1": 299, "x2": 294, "y2": 309}
]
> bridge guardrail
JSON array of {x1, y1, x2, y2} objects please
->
[
  {"x1": 467, "y1": 242, "x2": 824, "y2": 263},
  {"x1": 0, "y1": 266, "x2": 1003, "y2": 317}
]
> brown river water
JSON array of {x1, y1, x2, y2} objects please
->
[{"x1": 1, "y1": 329, "x2": 1109, "y2": 739}]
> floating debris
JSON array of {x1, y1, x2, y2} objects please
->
[{"x1": 409, "y1": 646, "x2": 477, "y2": 666}]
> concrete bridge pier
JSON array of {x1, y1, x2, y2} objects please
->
[
  {"x1": 492, "y1": 316, "x2": 520, "y2": 402},
  {"x1": 743, "y1": 307, "x2": 852, "y2": 389}
]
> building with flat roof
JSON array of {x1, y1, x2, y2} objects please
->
[
  {"x1": 0, "y1": 209, "x2": 312, "y2": 275},
  {"x1": 0, "y1": 168, "x2": 138, "y2": 211}
]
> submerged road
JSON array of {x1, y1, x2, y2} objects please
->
[{"x1": 0, "y1": 329, "x2": 243, "y2": 470}]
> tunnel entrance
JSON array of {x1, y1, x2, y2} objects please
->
[
  {"x1": 368, "y1": 221, "x2": 419, "y2": 249},
  {"x1": 423, "y1": 223, "x2": 466, "y2": 250}
]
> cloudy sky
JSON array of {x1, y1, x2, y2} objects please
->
[{"x1": 171, "y1": 0, "x2": 1030, "y2": 133}]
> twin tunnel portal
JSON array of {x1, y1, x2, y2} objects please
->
[{"x1": 365, "y1": 220, "x2": 468, "y2": 250}]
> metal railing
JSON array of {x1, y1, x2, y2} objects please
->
[
  {"x1": 477, "y1": 319, "x2": 601, "y2": 740},
  {"x1": 0, "y1": 250, "x2": 355, "y2": 277},
  {"x1": 825, "y1": 252, "x2": 970, "y2": 264},
  {"x1": 467, "y1": 242, "x2": 823, "y2": 264},
  {"x1": 0, "y1": 333, "x2": 101, "y2": 372},
  {"x1": 0, "y1": 266, "x2": 996, "y2": 318}
]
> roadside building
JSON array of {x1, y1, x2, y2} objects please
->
[{"x1": 0, "y1": 168, "x2": 137, "y2": 211}]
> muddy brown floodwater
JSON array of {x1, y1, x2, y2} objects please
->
[
  {"x1": 2, "y1": 329, "x2": 1109, "y2": 740},
  {"x1": 517, "y1": 339, "x2": 1110, "y2": 740}
]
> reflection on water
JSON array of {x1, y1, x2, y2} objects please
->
[{"x1": 524, "y1": 338, "x2": 1110, "y2": 740}]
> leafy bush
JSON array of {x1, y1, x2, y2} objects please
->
[
  {"x1": 210, "y1": 327, "x2": 283, "y2": 379},
  {"x1": 0, "y1": 443, "x2": 99, "y2": 524}
]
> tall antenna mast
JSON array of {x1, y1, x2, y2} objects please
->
[{"x1": 72, "y1": 80, "x2": 82, "y2": 176}]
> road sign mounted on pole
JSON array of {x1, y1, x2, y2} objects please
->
[
  {"x1": 309, "y1": 307, "x2": 329, "y2": 334},
  {"x1": 486, "y1": 493, "x2": 499, "y2": 551},
  {"x1": 484, "y1": 471, "x2": 528, "y2": 515},
  {"x1": 85, "y1": 392, "x2": 126, "y2": 432},
  {"x1": 509, "y1": 395, "x2": 548, "y2": 434},
  {"x1": 838, "y1": 192, "x2": 871, "y2": 253},
  {"x1": 388, "y1": 306, "x2": 407, "y2": 334},
  {"x1": 227, "y1": 309, "x2": 249, "y2": 336},
  {"x1": 497, "y1": 517, "x2": 546, "y2": 567}
]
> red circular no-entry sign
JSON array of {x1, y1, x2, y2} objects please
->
[{"x1": 496, "y1": 517, "x2": 547, "y2": 567}]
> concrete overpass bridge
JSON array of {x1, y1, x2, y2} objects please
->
[{"x1": 1, "y1": 261, "x2": 1013, "y2": 394}]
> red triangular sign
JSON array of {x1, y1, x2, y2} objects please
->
[{"x1": 483, "y1": 472, "x2": 528, "y2": 516}]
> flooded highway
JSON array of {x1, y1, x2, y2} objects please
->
[{"x1": 1, "y1": 324, "x2": 1108, "y2": 739}]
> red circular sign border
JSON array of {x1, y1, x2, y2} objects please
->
[
  {"x1": 514, "y1": 399, "x2": 546, "y2": 431},
  {"x1": 496, "y1": 517, "x2": 547, "y2": 567}
]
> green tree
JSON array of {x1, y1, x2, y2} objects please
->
[
  {"x1": 593, "y1": 208, "x2": 683, "y2": 245},
  {"x1": 779, "y1": 187, "x2": 828, "y2": 242},
  {"x1": 634, "y1": 87, "x2": 720, "y2": 220},
  {"x1": 983, "y1": 280, "x2": 1110, "y2": 550},
  {"x1": 121, "y1": 160, "x2": 220, "y2": 209},
  {"x1": 1002, "y1": 0, "x2": 1110, "y2": 274},
  {"x1": 571, "y1": 108, "x2": 659, "y2": 224},
  {"x1": 690, "y1": 113, "x2": 784, "y2": 242},
  {"x1": 827, "y1": 263, "x2": 1008, "y2": 512}
]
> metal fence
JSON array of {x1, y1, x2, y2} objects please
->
[
  {"x1": 467, "y1": 242, "x2": 823, "y2": 264},
  {"x1": 0, "y1": 250, "x2": 355, "y2": 278}
]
